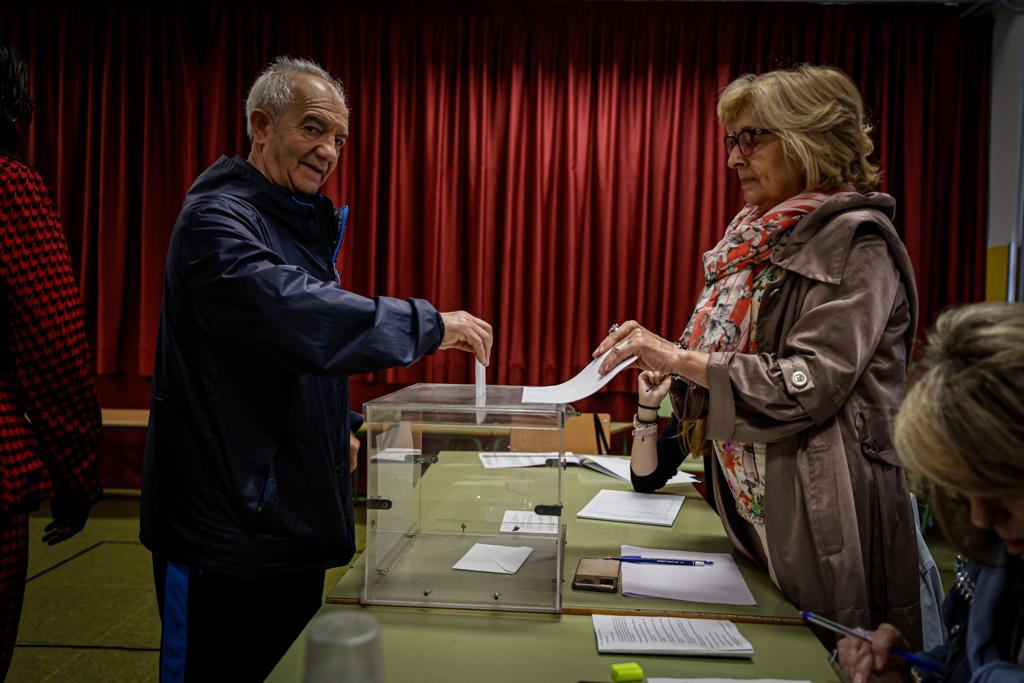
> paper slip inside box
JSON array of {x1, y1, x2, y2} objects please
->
[
  {"x1": 619, "y1": 544, "x2": 756, "y2": 605},
  {"x1": 453, "y1": 543, "x2": 533, "y2": 574},
  {"x1": 577, "y1": 489, "x2": 684, "y2": 526},
  {"x1": 592, "y1": 614, "x2": 753, "y2": 658},
  {"x1": 499, "y1": 510, "x2": 560, "y2": 535}
]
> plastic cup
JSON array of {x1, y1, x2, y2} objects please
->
[{"x1": 303, "y1": 611, "x2": 383, "y2": 683}]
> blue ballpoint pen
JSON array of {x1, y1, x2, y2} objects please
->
[
  {"x1": 801, "y1": 611, "x2": 945, "y2": 676},
  {"x1": 604, "y1": 555, "x2": 714, "y2": 566}
]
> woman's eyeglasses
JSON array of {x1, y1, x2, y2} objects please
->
[{"x1": 723, "y1": 128, "x2": 776, "y2": 156}]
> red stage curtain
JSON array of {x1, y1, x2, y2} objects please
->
[{"x1": 3, "y1": 2, "x2": 991, "y2": 421}]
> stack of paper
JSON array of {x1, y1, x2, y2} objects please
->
[
  {"x1": 478, "y1": 452, "x2": 697, "y2": 486},
  {"x1": 478, "y1": 452, "x2": 562, "y2": 468},
  {"x1": 618, "y1": 544, "x2": 756, "y2": 606},
  {"x1": 576, "y1": 489, "x2": 685, "y2": 526},
  {"x1": 592, "y1": 614, "x2": 754, "y2": 658},
  {"x1": 579, "y1": 454, "x2": 697, "y2": 486}
]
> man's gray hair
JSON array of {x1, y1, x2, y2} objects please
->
[{"x1": 244, "y1": 56, "x2": 348, "y2": 141}]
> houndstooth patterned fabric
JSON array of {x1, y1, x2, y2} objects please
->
[
  {"x1": 0, "y1": 511, "x2": 28, "y2": 678},
  {"x1": 0, "y1": 153, "x2": 101, "y2": 514}
]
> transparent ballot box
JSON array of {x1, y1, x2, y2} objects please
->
[{"x1": 362, "y1": 384, "x2": 568, "y2": 613}]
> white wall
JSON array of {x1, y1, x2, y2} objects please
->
[{"x1": 988, "y1": 9, "x2": 1024, "y2": 249}]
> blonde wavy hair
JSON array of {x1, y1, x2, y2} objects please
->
[
  {"x1": 895, "y1": 302, "x2": 1024, "y2": 559},
  {"x1": 717, "y1": 65, "x2": 880, "y2": 191}
]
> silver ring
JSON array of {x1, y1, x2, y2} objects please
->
[{"x1": 608, "y1": 323, "x2": 620, "y2": 335}]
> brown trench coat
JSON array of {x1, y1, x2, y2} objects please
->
[{"x1": 672, "y1": 192, "x2": 922, "y2": 648}]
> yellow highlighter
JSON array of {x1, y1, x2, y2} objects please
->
[{"x1": 611, "y1": 662, "x2": 644, "y2": 682}]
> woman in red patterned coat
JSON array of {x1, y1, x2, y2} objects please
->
[{"x1": 0, "y1": 43, "x2": 102, "y2": 679}]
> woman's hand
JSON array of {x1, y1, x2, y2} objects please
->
[
  {"x1": 594, "y1": 320, "x2": 709, "y2": 387},
  {"x1": 593, "y1": 321, "x2": 679, "y2": 374},
  {"x1": 837, "y1": 625, "x2": 912, "y2": 683},
  {"x1": 638, "y1": 371, "x2": 671, "y2": 410}
]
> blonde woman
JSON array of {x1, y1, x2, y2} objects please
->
[
  {"x1": 595, "y1": 65, "x2": 922, "y2": 646},
  {"x1": 838, "y1": 303, "x2": 1024, "y2": 683}
]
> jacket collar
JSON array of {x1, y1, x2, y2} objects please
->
[
  {"x1": 770, "y1": 192, "x2": 898, "y2": 284},
  {"x1": 223, "y1": 156, "x2": 335, "y2": 224}
]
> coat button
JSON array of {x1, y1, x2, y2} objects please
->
[{"x1": 791, "y1": 371, "x2": 808, "y2": 388}]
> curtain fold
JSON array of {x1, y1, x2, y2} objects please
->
[{"x1": 2, "y1": 1, "x2": 991, "y2": 416}]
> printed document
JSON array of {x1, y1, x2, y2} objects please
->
[
  {"x1": 592, "y1": 614, "x2": 753, "y2": 658},
  {"x1": 521, "y1": 348, "x2": 637, "y2": 403},
  {"x1": 576, "y1": 489, "x2": 684, "y2": 526},
  {"x1": 478, "y1": 452, "x2": 697, "y2": 486},
  {"x1": 619, "y1": 544, "x2": 756, "y2": 605},
  {"x1": 499, "y1": 510, "x2": 560, "y2": 535}
]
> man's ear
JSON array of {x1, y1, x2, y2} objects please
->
[{"x1": 249, "y1": 108, "x2": 274, "y2": 144}]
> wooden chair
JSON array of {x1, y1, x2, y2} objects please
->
[{"x1": 511, "y1": 412, "x2": 611, "y2": 454}]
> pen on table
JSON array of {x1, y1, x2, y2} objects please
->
[
  {"x1": 604, "y1": 555, "x2": 714, "y2": 566},
  {"x1": 801, "y1": 611, "x2": 944, "y2": 676}
]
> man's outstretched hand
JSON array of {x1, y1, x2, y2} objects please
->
[{"x1": 439, "y1": 311, "x2": 493, "y2": 365}]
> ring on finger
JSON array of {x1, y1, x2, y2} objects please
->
[{"x1": 608, "y1": 322, "x2": 620, "y2": 334}]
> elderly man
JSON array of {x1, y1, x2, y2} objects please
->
[{"x1": 140, "y1": 57, "x2": 492, "y2": 681}]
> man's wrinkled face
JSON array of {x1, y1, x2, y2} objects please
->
[{"x1": 250, "y1": 74, "x2": 349, "y2": 195}]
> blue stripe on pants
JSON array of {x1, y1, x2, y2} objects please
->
[{"x1": 160, "y1": 561, "x2": 189, "y2": 682}]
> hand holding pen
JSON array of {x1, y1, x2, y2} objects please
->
[{"x1": 807, "y1": 612, "x2": 943, "y2": 683}]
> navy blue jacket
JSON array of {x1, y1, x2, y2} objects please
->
[{"x1": 140, "y1": 156, "x2": 443, "y2": 576}]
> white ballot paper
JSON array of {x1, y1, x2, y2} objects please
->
[
  {"x1": 499, "y1": 510, "x2": 560, "y2": 535},
  {"x1": 453, "y1": 543, "x2": 533, "y2": 574},
  {"x1": 521, "y1": 347, "x2": 637, "y2": 403},
  {"x1": 577, "y1": 489, "x2": 685, "y2": 526},
  {"x1": 475, "y1": 359, "x2": 486, "y2": 407},
  {"x1": 619, "y1": 544, "x2": 756, "y2": 605},
  {"x1": 592, "y1": 614, "x2": 754, "y2": 658},
  {"x1": 650, "y1": 680, "x2": 810, "y2": 683}
]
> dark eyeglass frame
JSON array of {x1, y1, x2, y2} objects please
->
[{"x1": 723, "y1": 127, "x2": 776, "y2": 156}]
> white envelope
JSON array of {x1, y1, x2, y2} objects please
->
[{"x1": 452, "y1": 543, "x2": 534, "y2": 574}]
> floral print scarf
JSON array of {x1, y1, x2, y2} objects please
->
[{"x1": 682, "y1": 191, "x2": 835, "y2": 353}]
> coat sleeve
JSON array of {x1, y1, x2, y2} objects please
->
[
  {"x1": 175, "y1": 202, "x2": 444, "y2": 376},
  {"x1": 705, "y1": 233, "x2": 905, "y2": 444},
  {"x1": 0, "y1": 167, "x2": 102, "y2": 505},
  {"x1": 631, "y1": 416, "x2": 688, "y2": 493}
]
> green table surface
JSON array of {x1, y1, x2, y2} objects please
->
[
  {"x1": 266, "y1": 603, "x2": 836, "y2": 683},
  {"x1": 337, "y1": 451, "x2": 799, "y2": 624}
]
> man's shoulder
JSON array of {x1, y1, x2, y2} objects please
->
[{"x1": 179, "y1": 189, "x2": 264, "y2": 233}]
